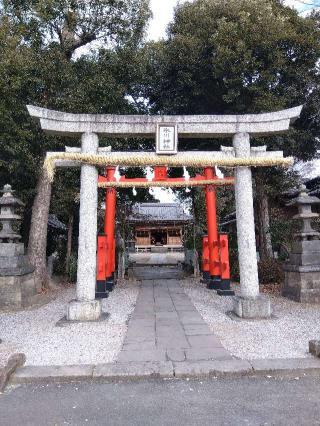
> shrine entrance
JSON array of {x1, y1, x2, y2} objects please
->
[
  {"x1": 96, "y1": 164, "x2": 235, "y2": 298},
  {"x1": 129, "y1": 203, "x2": 192, "y2": 251},
  {"x1": 151, "y1": 230, "x2": 167, "y2": 246},
  {"x1": 128, "y1": 202, "x2": 190, "y2": 250},
  {"x1": 27, "y1": 104, "x2": 302, "y2": 321}
]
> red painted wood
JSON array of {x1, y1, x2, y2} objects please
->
[
  {"x1": 154, "y1": 167, "x2": 168, "y2": 181},
  {"x1": 204, "y1": 167, "x2": 220, "y2": 278},
  {"x1": 98, "y1": 168, "x2": 233, "y2": 282},
  {"x1": 98, "y1": 174, "x2": 234, "y2": 185},
  {"x1": 104, "y1": 167, "x2": 117, "y2": 278},
  {"x1": 112, "y1": 238, "x2": 116, "y2": 273},
  {"x1": 96, "y1": 235, "x2": 108, "y2": 281},
  {"x1": 219, "y1": 234, "x2": 230, "y2": 280},
  {"x1": 202, "y1": 236, "x2": 210, "y2": 273}
]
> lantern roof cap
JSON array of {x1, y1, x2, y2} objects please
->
[
  {"x1": 287, "y1": 185, "x2": 320, "y2": 207},
  {"x1": 0, "y1": 184, "x2": 24, "y2": 207}
]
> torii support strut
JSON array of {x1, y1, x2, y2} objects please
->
[
  {"x1": 96, "y1": 167, "x2": 116, "y2": 298},
  {"x1": 104, "y1": 167, "x2": 116, "y2": 291},
  {"x1": 204, "y1": 167, "x2": 221, "y2": 290},
  {"x1": 204, "y1": 167, "x2": 233, "y2": 295}
]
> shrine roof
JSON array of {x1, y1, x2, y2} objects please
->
[
  {"x1": 128, "y1": 203, "x2": 193, "y2": 223},
  {"x1": 48, "y1": 214, "x2": 67, "y2": 231}
]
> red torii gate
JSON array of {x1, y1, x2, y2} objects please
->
[{"x1": 96, "y1": 166, "x2": 234, "y2": 298}]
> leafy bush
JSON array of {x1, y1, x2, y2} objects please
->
[
  {"x1": 229, "y1": 248, "x2": 240, "y2": 282},
  {"x1": 258, "y1": 258, "x2": 284, "y2": 284},
  {"x1": 270, "y1": 218, "x2": 298, "y2": 253}
]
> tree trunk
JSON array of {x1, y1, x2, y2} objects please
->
[
  {"x1": 256, "y1": 179, "x2": 273, "y2": 261},
  {"x1": 27, "y1": 169, "x2": 52, "y2": 292},
  {"x1": 65, "y1": 213, "x2": 74, "y2": 275}
]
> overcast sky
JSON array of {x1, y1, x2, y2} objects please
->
[{"x1": 148, "y1": 0, "x2": 307, "y2": 41}]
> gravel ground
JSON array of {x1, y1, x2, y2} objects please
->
[
  {"x1": 0, "y1": 281, "x2": 139, "y2": 366},
  {"x1": 0, "y1": 341, "x2": 16, "y2": 368},
  {"x1": 1, "y1": 275, "x2": 318, "y2": 365},
  {"x1": 183, "y1": 280, "x2": 320, "y2": 360}
]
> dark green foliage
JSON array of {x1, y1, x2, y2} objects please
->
[
  {"x1": 66, "y1": 253, "x2": 77, "y2": 283},
  {"x1": 0, "y1": 0, "x2": 152, "y2": 253},
  {"x1": 258, "y1": 258, "x2": 285, "y2": 284},
  {"x1": 138, "y1": 0, "x2": 320, "y2": 156},
  {"x1": 135, "y1": 0, "x2": 320, "y2": 268},
  {"x1": 142, "y1": 0, "x2": 320, "y2": 118},
  {"x1": 2, "y1": 0, "x2": 151, "y2": 57}
]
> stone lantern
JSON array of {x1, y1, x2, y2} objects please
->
[
  {"x1": 0, "y1": 184, "x2": 36, "y2": 309},
  {"x1": 0, "y1": 184, "x2": 24, "y2": 242},
  {"x1": 282, "y1": 185, "x2": 320, "y2": 303}
]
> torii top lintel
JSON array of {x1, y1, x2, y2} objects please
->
[{"x1": 27, "y1": 105, "x2": 303, "y2": 138}]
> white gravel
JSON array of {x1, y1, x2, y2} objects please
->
[
  {"x1": 2, "y1": 276, "x2": 319, "y2": 365},
  {"x1": 0, "y1": 341, "x2": 16, "y2": 368},
  {"x1": 183, "y1": 280, "x2": 320, "y2": 360},
  {"x1": 0, "y1": 282, "x2": 139, "y2": 366}
]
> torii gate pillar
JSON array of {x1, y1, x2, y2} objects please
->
[
  {"x1": 67, "y1": 132, "x2": 102, "y2": 322},
  {"x1": 232, "y1": 133, "x2": 271, "y2": 318}
]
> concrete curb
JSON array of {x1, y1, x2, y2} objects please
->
[
  {"x1": 173, "y1": 359, "x2": 252, "y2": 378},
  {"x1": 9, "y1": 357, "x2": 320, "y2": 385},
  {"x1": 249, "y1": 358, "x2": 320, "y2": 377}
]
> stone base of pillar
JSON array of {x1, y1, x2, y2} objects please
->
[
  {"x1": 217, "y1": 279, "x2": 235, "y2": 296},
  {"x1": 233, "y1": 295, "x2": 271, "y2": 319},
  {"x1": 66, "y1": 299, "x2": 102, "y2": 322},
  {"x1": 202, "y1": 271, "x2": 210, "y2": 281},
  {"x1": 207, "y1": 276, "x2": 221, "y2": 290},
  {"x1": 96, "y1": 280, "x2": 109, "y2": 299},
  {"x1": 105, "y1": 275, "x2": 115, "y2": 292},
  {"x1": 309, "y1": 340, "x2": 320, "y2": 357}
]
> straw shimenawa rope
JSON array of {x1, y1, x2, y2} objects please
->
[
  {"x1": 44, "y1": 152, "x2": 294, "y2": 183},
  {"x1": 98, "y1": 179, "x2": 234, "y2": 189}
]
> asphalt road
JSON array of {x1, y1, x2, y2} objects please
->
[{"x1": 1, "y1": 376, "x2": 320, "y2": 426}]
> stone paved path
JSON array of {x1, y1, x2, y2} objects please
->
[{"x1": 117, "y1": 272, "x2": 232, "y2": 363}]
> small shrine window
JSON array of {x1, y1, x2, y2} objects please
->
[
  {"x1": 136, "y1": 230, "x2": 149, "y2": 238},
  {"x1": 168, "y1": 229, "x2": 181, "y2": 237}
]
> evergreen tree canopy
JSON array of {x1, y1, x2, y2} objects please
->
[
  {"x1": 0, "y1": 0, "x2": 152, "y2": 230},
  {"x1": 140, "y1": 0, "x2": 320, "y2": 159},
  {"x1": 2, "y1": 0, "x2": 151, "y2": 57}
]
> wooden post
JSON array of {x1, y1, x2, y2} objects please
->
[
  {"x1": 204, "y1": 167, "x2": 221, "y2": 289},
  {"x1": 217, "y1": 234, "x2": 234, "y2": 296},
  {"x1": 65, "y1": 213, "x2": 74, "y2": 275},
  {"x1": 96, "y1": 235, "x2": 108, "y2": 298},
  {"x1": 202, "y1": 236, "x2": 210, "y2": 281},
  {"x1": 105, "y1": 167, "x2": 117, "y2": 291}
]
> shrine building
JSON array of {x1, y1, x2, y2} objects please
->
[{"x1": 128, "y1": 203, "x2": 193, "y2": 252}]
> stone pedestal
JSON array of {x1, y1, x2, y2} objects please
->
[
  {"x1": 309, "y1": 340, "x2": 320, "y2": 357},
  {"x1": 0, "y1": 272, "x2": 36, "y2": 309},
  {"x1": 282, "y1": 185, "x2": 320, "y2": 303},
  {"x1": 0, "y1": 185, "x2": 37, "y2": 309},
  {"x1": 283, "y1": 262, "x2": 320, "y2": 303}
]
